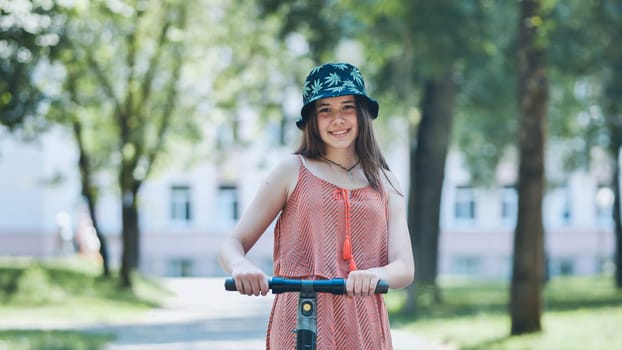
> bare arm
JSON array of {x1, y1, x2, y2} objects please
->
[
  {"x1": 347, "y1": 170, "x2": 415, "y2": 296},
  {"x1": 218, "y1": 155, "x2": 299, "y2": 296}
]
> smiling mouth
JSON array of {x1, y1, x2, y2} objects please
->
[{"x1": 330, "y1": 129, "x2": 350, "y2": 136}]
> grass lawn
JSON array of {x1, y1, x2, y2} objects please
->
[
  {"x1": 2, "y1": 257, "x2": 620, "y2": 350},
  {"x1": 0, "y1": 330, "x2": 114, "y2": 350},
  {"x1": 0, "y1": 256, "x2": 169, "y2": 350},
  {"x1": 386, "y1": 275, "x2": 622, "y2": 350}
]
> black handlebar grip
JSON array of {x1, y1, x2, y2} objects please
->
[
  {"x1": 375, "y1": 280, "x2": 389, "y2": 294},
  {"x1": 224, "y1": 277, "x2": 237, "y2": 291},
  {"x1": 224, "y1": 277, "x2": 389, "y2": 294}
]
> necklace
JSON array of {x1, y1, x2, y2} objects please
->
[{"x1": 320, "y1": 155, "x2": 360, "y2": 180}]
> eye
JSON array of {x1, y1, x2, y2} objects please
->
[{"x1": 317, "y1": 107, "x2": 331, "y2": 114}]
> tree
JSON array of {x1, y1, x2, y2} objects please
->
[
  {"x1": 92, "y1": 1, "x2": 188, "y2": 287},
  {"x1": 44, "y1": 0, "x2": 299, "y2": 287},
  {"x1": 455, "y1": 0, "x2": 622, "y2": 290},
  {"x1": 48, "y1": 43, "x2": 114, "y2": 277},
  {"x1": 510, "y1": 0, "x2": 552, "y2": 335},
  {"x1": 2, "y1": 1, "x2": 117, "y2": 276},
  {"x1": 44, "y1": 0, "x2": 192, "y2": 287}
]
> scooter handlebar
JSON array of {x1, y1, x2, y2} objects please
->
[{"x1": 224, "y1": 277, "x2": 389, "y2": 294}]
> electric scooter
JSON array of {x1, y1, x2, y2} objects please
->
[{"x1": 225, "y1": 277, "x2": 389, "y2": 350}]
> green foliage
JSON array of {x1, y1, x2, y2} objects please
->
[
  {"x1": 434, "y1": 1, "x2": 517, "y2": 185},
  {"x1": 0, "y1": 257, "x2": 164, "y2": 308},
  {"x1": 10, "y1": 265, "x2": 68, "y2": 305},
  {"x1": 0, "y1": 0, "x2": 66, "y2": 134},
  {"x1": 448, "y1": 0, "x2": 620, "y2": 186},
  {"x1": 257, "y1": 0, "x2": 347, "y2": 62},
  {"x1": 547, "y1": 0, "x2": 602, "y2": 75}
]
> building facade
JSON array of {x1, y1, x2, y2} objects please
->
[{"x1": 0, "y1": 121, "x2": 616, "y2": 280}]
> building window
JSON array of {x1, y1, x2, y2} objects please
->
[
  {"x1": 166, "y1": 258, "x2": 194, "y2": 277},
  {"x1": 452, "y1": 255, "x2": 481, "y2": 275},
  {"x1": 170, "y1": 185, "x2": 192, "y2": 223},
  {"x1": 216, "y1": 184, "x2": 239, "y2": 229},
  {"x1": 501, "y1": 185, "x2": 517, "y2": 226},
  {"x1": 454, "y1": 185, "x2": 476, "y2": 221},
  {"x1": 549, "y1": 257, "x2": 576, "y2": 277}
]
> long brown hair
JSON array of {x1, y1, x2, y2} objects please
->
[{"x1": 295, "y1": 96, "x2": 391, "y2": 192}]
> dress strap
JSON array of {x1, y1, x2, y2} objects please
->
[{"x1": 297, "y1": 154, "x2": 308, "y2": 170}]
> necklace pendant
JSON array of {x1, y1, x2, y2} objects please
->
[{"x1": 320, "y1": 155, "x2": 359, "y2": 181}]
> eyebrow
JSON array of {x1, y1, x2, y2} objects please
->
[{"x1": 316, "y1": 99, "x2": 356, "y2": 108}]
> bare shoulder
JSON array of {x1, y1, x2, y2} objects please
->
[
  {"x1": 271, "y1": 154, "x2": 301, "y2": 177},
  {"x1": 265, "y1": 154, "x2": 301, "y2": 197},
  {"x1": 381, "y1": 169, "x2": 404, "y2": 197}
]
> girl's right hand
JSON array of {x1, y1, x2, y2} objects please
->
[{"x1": 231, "y1": 260, "x2": 270, "y2": 296}]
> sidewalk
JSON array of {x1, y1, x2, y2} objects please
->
[{"x1": 81, "y1": 278, "x2": 448, "y2": 350}]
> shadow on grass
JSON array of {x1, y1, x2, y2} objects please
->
[{"x1": 0, "y1": 329, "x2": 114, "y2": 350}]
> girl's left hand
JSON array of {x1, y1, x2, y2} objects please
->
[{"x1": 346, "y1": 269, "x2": 381, "y2": 297}]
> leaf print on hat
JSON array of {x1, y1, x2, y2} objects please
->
[
  {"x1": 310, "y1": 79, "x2": 323, "y2": 97},
  {"x1": 325, "y1": 72, "x2": 342, "y2": 86},
  {"x1": 342, "y1": 80, "x2": 357, "y2": 90},
  {"x1": 327, "y1": 85, "x2": 346, "y2": 94},
  {"x1": 309, "y1": 65, "x2": 323, "y2": 76},
  {"x1": 350, "y1": 69, "x2": 364, "y2": 86},
  {"x1": 303, "y1": 80, "x2": 312, "y2": 99}
]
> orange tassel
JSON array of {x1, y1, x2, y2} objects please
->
[
  {"x1": 337, "y1": 189, "x2": 357, "y2": 272},
  {"x1": 349, "y1": 259, "x2": 357, "y2": 271},
  {"x1": 343, "y1": 236, "x2": 352, "y2": 260}
]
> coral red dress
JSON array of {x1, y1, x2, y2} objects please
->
[{"x1": 266, "y1": 156, "x2": 393, "y2": 349}]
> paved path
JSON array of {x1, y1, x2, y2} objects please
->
[{"x1": 81, "y1": 278, "x2": 448, "y2": 349}]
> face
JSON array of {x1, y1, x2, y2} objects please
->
[{"x1": 314, "y1": 95, "x2": 358, "y2": 151}]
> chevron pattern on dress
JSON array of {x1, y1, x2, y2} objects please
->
[{"x1": 267, "y1": 156, "x2": 393, "y2": 349}]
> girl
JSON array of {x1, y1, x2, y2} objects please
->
[{"x1": 218, "y1": 62, "x2": 414, "y2": 349}]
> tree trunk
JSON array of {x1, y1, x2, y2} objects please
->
[
  {"x1": 405, "y1": 70, "x2": 456, "y2": 313},
  {"x1": 68, "y1": 75, "x2": 111, "y2": 278},
  {"x1": 602, "y1": 47, "x2": 622, "y2": 288},
  {"x1": 613, "y1": 148, "x2": 622, "y2": 288},
  {"x1": 605, "y1": 105, "x2": 622, "y2": 287},
  {"x1": 120, "y1": 179, "x2": 141, "y2": 288},
  {"x1": 84, "y1": 187, "x2": 111, "y2": 278},
  {"x1": 510, "y1": 0, "x2": 548, "y2": 335}
]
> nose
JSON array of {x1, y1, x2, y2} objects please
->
[{"x1": 333, "y1": 111, "x2": 346, "y2": 123}]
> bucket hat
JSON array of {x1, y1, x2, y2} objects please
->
[{"x1": 297, "y1": 63, "x2": 379, "y2": 129}]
